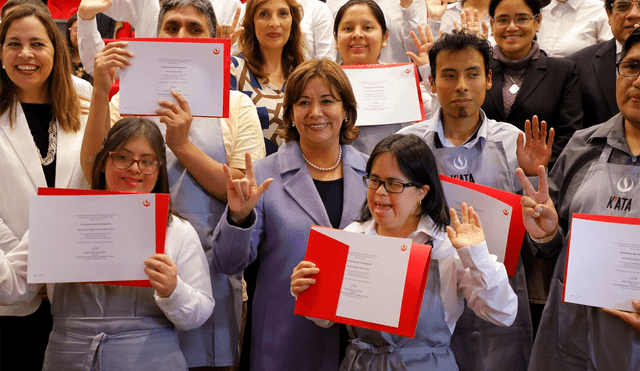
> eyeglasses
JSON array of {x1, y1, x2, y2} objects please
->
[
  {"x1": 108, "y1": 151, "x2": 161, "y2": 175},
  {"x1": 611, "y1": 1, "x2": 640, "y2": 14},
  {"x1": 617, "y1": 60, "x2": 640, "y2": 77},
  {"x1": 68, "y1": 27, "x2": 78, "y2": 33},
  {"x1": 491, "y1": 14, "x2": 538, "y2": 28},
  {"x1": 363, "y1": 175, "x2": 416, "y2": 194}
]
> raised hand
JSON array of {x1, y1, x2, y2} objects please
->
[
  {"x1": 226, "y1": 153, "x2": 273, "y2": 225},
  {"x1": 426, "y1": 0, "x2": 448, "y2": 21},
  {"x1": 602, "y1": 300, "x2": 640, "y2": 335},
  {"x1": 447, "y1": 202, "x2": 485, "y2": 249},
  {"x1": 516, "y1": 115, "x2": 555, "y2": 176},
  {"x1": 406, "y1": 25, "x2": 439, "y2": 67},
  {"x1": 216, "y1": 6, "x2": 244, "y2": 45},
  {"x1": 454, "y1": 9, "x2": 488, "y2": 39},
  {"x1": 516, "y1": 166, "x2": 558, "y2": 240},
  {"x1": 144, "y1": 254, "x2": 178, "y2": 298},
  {"x1": 156, "y1": 91, "x2": 192, "y2": 152},
  {"x1": 78, "y1": 0, "x2": 113, "y2": 21},
  {"x1": 290, "y1": 261, "x2": 320, "y2": 297},
  {"x1": 93, "y1": 41, "x2": 133, "y2": 96}
]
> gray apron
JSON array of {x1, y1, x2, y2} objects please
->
[
  {"x1": 431, "y1": 134, "x2": 533, "y2": 371},
  {"x1": 341, "y1": 257, "x2": 459, "y2": 370},
  {"x1": 529, "y1": 144, "x2": 640, "y2": 370},
  {"x1": 157, "y1": 117, "x2": 243, "y2": 367},
  {"x1": 43, "y1": 284, "x2": 187, "y2": 371}
]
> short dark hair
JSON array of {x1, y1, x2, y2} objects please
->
[
  {"x1": 357, "y1": 134, "x2": 450, "y2": 232},
  {"x1": 281, "y1": 58, "x2": 359, "y2": 144},
  {"x1": 333, "y1": 0, "x2": 387, "y2": 38},
  {"x1": 428, "y1": 29, "x2": 493, "y2": 79},
  {"x1": 1, "y1": 0, "x2": 48, "y2": 19},
  {"x1": 488, "y1": 0, "x2": 540, "y2": 18},
  {"x1": 621, "y1": 27, "x2": 640, "y2": 61},
  {"x1": 157, "y1": 0, "x2": 217, "y2": 37},
  {"x1": 605, "y1": 0, "x2": 614, "y2": 13}
]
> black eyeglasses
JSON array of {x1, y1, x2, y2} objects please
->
[
  {"x1": 491, "y1": 14, "x2": 538, "y2": 28},
  {"x1": 612, "y1": 1, "x2": 640, "y2": 13},
  {"x1": 108, "y1": 151, "x2": 161, "y2": 175},
  {"x1": 617, "y1": 60, "x2": 640, "y2": 77},
  {"x1": 363, "y1": 175, "x2": 416, "y2": 194}
]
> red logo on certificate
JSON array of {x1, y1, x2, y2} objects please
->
[
  {"x1": 404, "y1": 68, "x2": 411, "y2": 74},
  {"x1": 143, "y1": 200, "x2": 151, "y2": 207},
  {"x1": 213, "y1": 48, "x2": 220, "y2": 54},
  {"x1": 503, "y1": 209, "x2": 509, "y2": 215},
  {"x1": 401, "y1": 244, "x2": 408, "y2": 251}
]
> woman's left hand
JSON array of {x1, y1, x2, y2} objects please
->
[
  {"x1": 516, "y1": 115, "x2": 555, "y2": 176},
  {"x1": 156, "y1": 90, "x2": 193, "y2": 152},
  {"x1": 406, "y1": 25, "x2": 439, "y2": 67},
  {"x1": 447, "y1": 202, "x2": 485, "y2": 249},
  {"x1": 217, "y1": 6, "x2": 244, "y2": 45},
  {"x1": 454, "y1": 9, "x2": 488, "y2": 39},
  {"x1": 145, "y1": 254, "x2": 178, "y2": 298}
]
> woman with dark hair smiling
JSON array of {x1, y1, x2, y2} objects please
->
[
  {"x1": 232, "y1": 0, "x2": 306, "y2": 154},
  {"x1": 291, "y1": 134, "x2": 517, "y2": 370}
]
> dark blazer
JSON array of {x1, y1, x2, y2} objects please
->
[
  {"x1": 567, "y1": 38, "x2": 618, "y2": 129},
  {"x1": 482, "y1": 51, "x2": 583, "y2": 169}
]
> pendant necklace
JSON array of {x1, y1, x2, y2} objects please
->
[
  {"x1": 506, "y1": 73, "x2": 520, "y2": 94},
  {"x1": 35, "y1": 117, "x2": 57, "y2": 166}
]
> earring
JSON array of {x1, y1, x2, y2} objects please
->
[
  {"x1": 291, "y1": 121, "x2": 295, "y2": 127},
  {"x1": 343, "y1": 117, "x2": 348, "y2": 123}
]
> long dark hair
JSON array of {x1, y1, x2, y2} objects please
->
[
  {"x1": 91, "y1": 118, "x2": 179, "y2": 221},
  {"x1": 358, "y1": 134, "x2": 450, "y2": 232}
]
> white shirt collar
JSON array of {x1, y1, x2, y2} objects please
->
[{"x1": 428, "y1": 108, "x2": 489, "y2": 148}]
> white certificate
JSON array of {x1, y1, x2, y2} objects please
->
[
  {"x1": 564, "y1": 214, "x2": 640, "y2": 311},
  {"x1": 314, "y1": 227, "x2": 411, "y2": 327},
  {"x1": 28, "y1": 194, "x2": 158, "y2": 283},
  {"x1": 119, "y1": 38, "x2": 230, "y2": 118},
  {"x1": 342, "y1": 63, "x2": 426, "y2": 127}
]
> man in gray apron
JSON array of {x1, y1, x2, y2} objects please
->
[
  {"x1": 399, "y1": 29, "x2": 553, "y2": 371},
  {"x1": 521, "y1": 27, "x2": 640, "y2": 371},
  {"x1": 78, "y1": 0, "x2": 266, "y2": 369}
]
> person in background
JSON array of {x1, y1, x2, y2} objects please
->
[
  {"x1": 0, "y1": 118, "x2": 214, "y2": 371},
  {"x1": 292, "y1": 133, "x2": 517, "y2": 370},
  {"x1": 231, "y1": 0, "x2": 306, "y2": 154},
  {"x1": 78, "y1": 0, "x2": 265, "y2": 369},
  {"x1": 0, "y1": 5, "x2": 91, "y2": 370},
  {"x1": 521, "y1": 26, "x2": 640, "y2": 371},
  {"x1": 567, "y1": 0, "x2": 639, "y2": 129},
  {"x1": 536, "y1": 0, "x2": 612, "y2": 58},
  {"x1": 332, "y1": 0, "x2": 437, "y2": 154},
  {"x1": 66, "y1": 13, "x2": 93, "y2": 84},
  {"x1": 211, "y1": 58, "x2": 367, "y2": 371},
  {"x1": 398, "y1": 29, "x2": 553, "y2": 371}
]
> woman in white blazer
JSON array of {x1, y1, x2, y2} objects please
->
[{"x1": 0, "y1": 5, "x2": 89, "y2": 370}]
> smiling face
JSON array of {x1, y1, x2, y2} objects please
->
[
  {"x1": 291, "y1": 76, "x2": 345, "y2": 150},
  {"x1": 335, "y1": 3, "x2": 388, "y2": 65},
  {"x1": 104, "y1": 136, "x2": 160, "y2": 193},
  {"x1": 617, "y1": 43, "x2": 640, "y2": 131},
  {"x1": 490, "y1": 0, "x2": 541, "y2": 60},
  {"x1": 158, "y1": 5, "x2": 212, "y2": 38},
  {"x1": 1, "y1": 15, "x2": 54, "y2": 103},
  {"x1": 367, "y1": 152, "x2": 429, "y2": 238},
  {"x1": 253, "y1": 0, "x2": 292, "y2": 53},
  {"x1": 429, "y1": 47, "x2": 492, "y2": 125}
]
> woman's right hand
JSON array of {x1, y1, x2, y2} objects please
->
[
  {"x1": 92, "y1": 41, "x2": 133, "y2": 96},
  {"x1": 78, "y1": 0, "x2": 113, "y2": 21},
  {"x1": 516, "y1": 166, "x2": 559, "y2": 240},
  {"x1": 426, "y1": 0, "x2": 447, "y2": 21},
  {"x1": 291, "y1": 261, "x2": 320, "y2": 297},
  {"x1": 454, "y1": 9, "x2": 488, "y2": 39},
  {"x1": 225, "y1": 152, "x2": 273, "y2": 225}
]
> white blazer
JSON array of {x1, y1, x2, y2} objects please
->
[{"x1": 0, "y1": 102, "x2": 88, "y2": 316}]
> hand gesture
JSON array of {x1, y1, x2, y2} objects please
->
[
  {"x1": 93, "y1": 41, "x2": 133, "y2": 96},
  {"x1": 226, "y1": 153, "x2": 273, "y2": 225},
  {"x1": 516, "y1": 166, "x2": 558, "y2": 239},
  {"x1": 406, "y1": 25, "x2": 440, "y2": 67},
  {"x1": 454, "y1": 9, "x2": 488, "y2": 39},
  {"x1": 426, "y1": 0, "x2": 447, "y2": 21},
  {"x1": 516, "y1": 115, "x2": 554, "y2": 176},
  {"x1": 447, "y1": 202, "x2": 485, "y2": 249},
  {"x1": 145, "y1": 254, "x2": 178, "y2": 298},
  {"x1": 78, "y1": 0, "x2": 113, "y2": 21},
  {"x1": 290, "y1": 261, "x2": 320, "y2": 297},
  {"x1": 602, "y1": 300, "x2": 640, "y2": 335},
  {"x1": 217, "y1": 6, "x2": 244, "y2": 45},
  {"x1": 156, "y1": 91, "x2": 192, "y2": 152}
]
